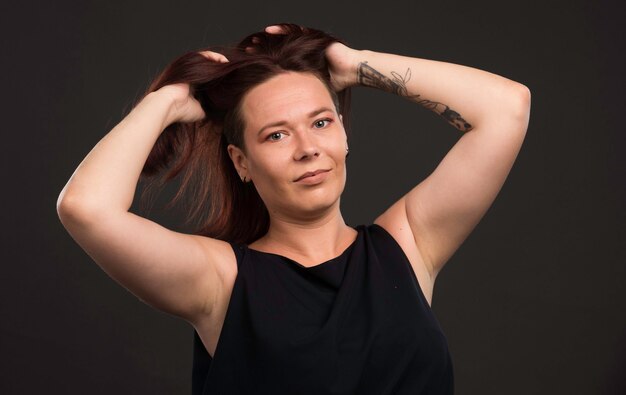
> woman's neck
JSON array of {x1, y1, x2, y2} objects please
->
[{"x1": 248, "y1": 208, "x2": 357, "y2": 265}]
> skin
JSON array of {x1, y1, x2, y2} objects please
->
[
  {"x1": 227, "y1": 71, "x2": 356, "y2": 265},
  {"x1": 57, "y1": 24, "x2": 530, "y2": 358}
]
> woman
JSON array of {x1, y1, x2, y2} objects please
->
[{"x1": 57, "y1": 23, "x2": 530, "y2": 394}]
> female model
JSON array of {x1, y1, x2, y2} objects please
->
[{"x1": 57, "y1": 23, "x2": 530, "y2": 394}]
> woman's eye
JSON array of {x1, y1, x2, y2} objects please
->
[
  {"x1": 267, "y1": 132, "x2": 284, "y2": 141},
  {"x1": 314, "y1": 118, "x2": 332, "y2": 128}
]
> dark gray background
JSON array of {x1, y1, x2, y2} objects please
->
[{"x1": 1, "y1": 0, "x2": 624, "y2": 394}]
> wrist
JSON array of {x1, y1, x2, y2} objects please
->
[
  {"x1": 352, "y1": 49, "x2": 372, "y2": 87},
  {"x1": 142, "y1": 90, "x2": 179, "y2": 129},
  {"x1": 147, "y1": 89, "x2": 179, "y2": 127},
  {"x1": 326, "y1": 44, "x2": 366, "y2": 91}
]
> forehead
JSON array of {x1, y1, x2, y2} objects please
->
[{"x1": 240, "y1": 72, "x2": 335, "y2": 130}]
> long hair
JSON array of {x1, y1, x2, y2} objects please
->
[{"x1": 135, "y1": 23, "x2": 353, "y2": 245}]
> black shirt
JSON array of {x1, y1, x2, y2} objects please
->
[{"x1": 192, "y1": 223, "x2": 454, "y2": 394}]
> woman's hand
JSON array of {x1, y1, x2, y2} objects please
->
[
  {"x1": 155, "y1": 50, "x2": 229, "y2": 125},
  {"x1": 264, "y1": 25, "x2": 362, "y2": 92}
]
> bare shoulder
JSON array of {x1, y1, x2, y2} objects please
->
[
  {"x1": 191, "y1": 235, "x2": 239, "y2": 280},
  {"x1": 188, "y1": 235, "x2": 239, "y2": 357},
  {"x1": 373, "y1": 197, "x2": 435, "y2": 306},
  {"x1": 183, "y1": 234, "x2": 239, "y2": 330}
]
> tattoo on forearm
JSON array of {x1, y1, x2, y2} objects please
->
[
  {"x1": 356, "y1": 60, "x2": 412, "y2": 96},
  {"x1": 357, "y1": 61, "x2": 473, "y2": 132}
]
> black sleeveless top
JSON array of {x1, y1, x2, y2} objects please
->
[{"x1": 191, "y1": 224, "x2": 454, "y2": 394}]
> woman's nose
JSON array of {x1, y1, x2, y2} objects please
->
[{"x1": 293, "y1": 132, "x2": 320, "y2": 160}]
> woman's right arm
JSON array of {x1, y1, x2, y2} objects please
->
[{"x1": 56, "y1": 85, "x2": 233, "y2": 323}]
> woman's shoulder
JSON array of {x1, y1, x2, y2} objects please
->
[
  {"x1": 192, "y1": 235, "x2": 241, "y2": 279},
  {"x1": 372, "y1": 211, "x2": 436, "y2": 306}
]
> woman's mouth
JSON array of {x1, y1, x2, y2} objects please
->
[{"x1": 294, "y1": 169, "x2": 331, "y2": 184}]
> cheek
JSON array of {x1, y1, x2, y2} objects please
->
[
  {"x1": 329, "y1": 143, "x2": 348, "y2": 164},
  {"x1": 251, "y1": 157, "x2": 288, "y2": 190},
  {"x1": 320, "y1": 134, "x2": 345, "y2": 154}
]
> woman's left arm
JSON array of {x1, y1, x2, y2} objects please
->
[{"x1": 345, "y1": 48, "x2": 531, "y2": 279}]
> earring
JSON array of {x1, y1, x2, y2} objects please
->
[{"x1": 346, "y1": 146, "x2": 350, "y2": 157}]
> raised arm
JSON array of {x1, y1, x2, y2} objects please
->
[
  {"x1": 351, "y1": 49, "x2": 531, "y2": 279},
  {"x1": 56, "y1": 67, "x2": 234, "y2": 322},
  {"x1": 253, "y1": 24, "x2": 528, "y2": 305}
]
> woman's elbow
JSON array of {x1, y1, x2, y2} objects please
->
[
  {"x1": 56, "y1": 190, "x2": 97, "y2": 227},
  {"x1": 509, "y1": 83, "x2": 531, "y2": 127}
]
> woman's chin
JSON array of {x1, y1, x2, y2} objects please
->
[{"x1": 289, "y1": 195, "x2": 340, "y2": 218}]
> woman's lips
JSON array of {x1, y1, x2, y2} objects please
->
[{"x1": 295, "y1": 169, "x2": 330, "y2": 184}]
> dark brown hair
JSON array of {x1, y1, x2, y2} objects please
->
[{"x1": 136, "y1": 23, "x2": 353, "y2": 244}]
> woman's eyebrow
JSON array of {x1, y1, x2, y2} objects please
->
[{"x1": 256, "y1": 107, "x2": 334, "y2": 136}]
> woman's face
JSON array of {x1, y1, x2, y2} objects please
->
[{"x1": 228, "y1": 71, "x2": 348, "y2": 220}]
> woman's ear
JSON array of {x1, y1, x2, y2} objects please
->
[
  {"x1": 339, "y1": 114, "x2": 343, "y2": 124},
  {"x1": 227, "y1": 144, "x2": 248, "y2": 175}
]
